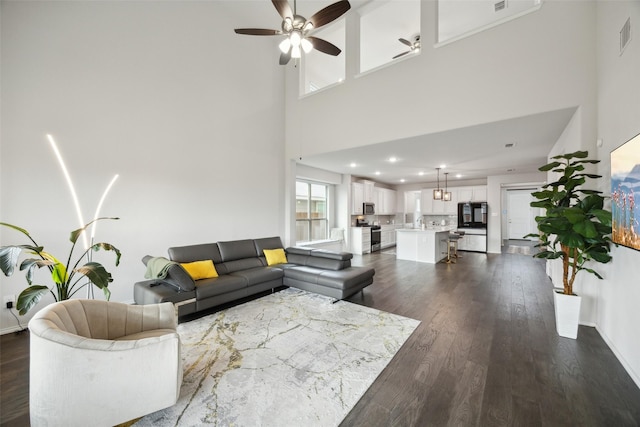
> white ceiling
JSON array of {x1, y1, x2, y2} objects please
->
[{"x1": 297, "y1": 108, "x2": 577, "y2": 184}]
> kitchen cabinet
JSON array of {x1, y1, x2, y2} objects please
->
[
  {"x1": 380, "y1": 224, "x2": 398, "y2": 248},
  {"x1": 405, "y1": 191, "x2": 420, "y2": 214},
  {"x1": 457, "y1": 229, "x2": 487, "y2": 252},
  {"x1": 457, "y1": 186, "x2": 487, "y2": 202},
  {"x1": 362, "y1": 180, "x2": 375, "y2": 203},
  {"x1": 351, "y1": 183, "x2": 364, "y2": 215},
  {"x1": 376, "y1": 188, "x2": 397, "y2": 215},
  {"x1": 420, "y1": 188, "x2": 457, "y2": 214},
  {"x1": 396, "y1": 228, "x2": 452, "y2": 263},
  {"x1": 350, "y1": 227, "x2": 371, "y2": 254}
]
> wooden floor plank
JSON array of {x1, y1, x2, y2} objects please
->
[{"x1": 2, "y1": 244, "x2": 640, "y2": 426}]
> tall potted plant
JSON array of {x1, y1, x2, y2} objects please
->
[
  {"x1": 527, "y1": 151, "x2": 613, "y2": 339},
  {"x1": 0, "y1": 218, "x2": 121, "y2": 315}
]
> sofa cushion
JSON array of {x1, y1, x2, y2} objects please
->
[
  {"x1": 195, "y1": 275, "x2": 247, "y2": 300},
  {"x1": 310, "y1": 249, "x2": 353, "y2": 261},
  {"x1": 283, "y1": 266, "x2": 322, "y2": 284},
  {"x1": 286, "y1": 247, "x2": 313, "y2": 256},
  {"x1": 263, "y1": 248, "x2": 288, "y2": 266},
  {"x1": 254, "y1": 237, "x2": 284, "y2": 254},
  {"x1": 181, "y1": 260, "x2": 218, "y2": 280},
  {"x1": 142, "y1": 255, "x2": 196, "y2": 292},
  {"x1": 168, "y1": 243, "x2": 228, "y2": 275},
  {"x1": 223, "y1": 258, "x2": 264, "y2": 274},
  {"x1": 305, "y1": 256, "x2": 350, "y2": 271},
  {"x1": 316, "y1": 268, "x2": 375, "y2": 290},
  {"x1": 230, "y1": 267, "x2": 284, "y2": 286},
  {"x1": 218, "y1": 239, "x2": 258, "y2": 262}
]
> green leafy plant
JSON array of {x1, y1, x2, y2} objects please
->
[
  {"x1": 527, "y1": 151, "x2": 613, "y2": 296},
  {"x1": 0, "y1": 218, "x2": 121, "y2": 315}
]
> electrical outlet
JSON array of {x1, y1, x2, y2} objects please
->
[{"x1": 4, "y1": 295, "x2": 15, "y2": 309}]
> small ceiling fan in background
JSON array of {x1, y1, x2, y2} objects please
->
[
  {"x1": 235, "y1": 0, "x2": 351, "y2": 65},
  {"x1": 392, "y1": 35, "x2": 421, "y2": 60}
]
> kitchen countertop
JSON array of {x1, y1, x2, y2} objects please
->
[{"x1": 397, "y1": 226, "x2": 457, "y2": 233}]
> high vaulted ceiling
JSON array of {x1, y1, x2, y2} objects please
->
[{"x1": 230, "y1": 0, "x2": 569, "y2": 185}]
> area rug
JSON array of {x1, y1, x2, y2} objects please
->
[{"x1": 135, "y1": 288, "x2": 420, "y2": 427}]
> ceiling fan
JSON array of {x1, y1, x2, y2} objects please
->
[
  {"x1": 392, "y1": 35, "x2": 421, "y2": 60},
  {"x1": 234, "y1": 0, "x2": 351, "y2": 65}
]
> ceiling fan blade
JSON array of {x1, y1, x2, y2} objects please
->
[
  {"x1": 272, "y1": 0, "x2": 293, "y2": 20},
  {"x1": 234, "y1": 28, "x2": 282, "y2": 36},
  {"x1": 307, "y1": 36, "x2": 341, "y2": 56},
  {"x1": 399, "y1": 38, "x2": 412, "y2": 47},
  {"x1": 307, "y1": 0, "x2": 351, "y2": 29},
  {"x1": 392, "y1": 51, "x2": 410, "y2": 59},
  {"x1": 279, "y1": 48, "x2": 292, "y2": 65}
]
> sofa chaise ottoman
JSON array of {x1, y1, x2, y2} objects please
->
[{"x1": 134, "y1": 236, "x2": 375, "y2": 316}]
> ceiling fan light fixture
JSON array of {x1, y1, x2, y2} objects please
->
[
  {"x1": 283, "y1": 17, "x2": 293, "y2": 33},
  {"x1": 290, "y1": 31, "x2": 302, "y2": 47},
  {"x1": 291, "y1": 45, "x2": 301, "y2": 58},
  {"x1": 303, "y1": 21, "x2": 314, "y2": 32},
  {"x1": 301, "y1": 38, "x2": 313, "y2": 53},
  {"x1": 279, "y1": 38, "x2": 291, "y2": 53}
]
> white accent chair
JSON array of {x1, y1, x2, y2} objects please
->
[{"x1": 28, "y1": 299, "x2": 182, "y2": 427}]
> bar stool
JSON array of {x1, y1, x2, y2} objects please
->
[
  {"x1": 455, "y1": 231, "x2": 465, "y2": 258},
  {"x1": 447, "y1": 232, "x2": 461, "y2": 263}
]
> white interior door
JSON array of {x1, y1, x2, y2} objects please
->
[{"x1": 507, "y1": 190, "x2": 534, "y2": 240}]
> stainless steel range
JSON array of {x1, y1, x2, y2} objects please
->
[{"x1": 371, "y1": 225, "x2": 381, "y2": 252}]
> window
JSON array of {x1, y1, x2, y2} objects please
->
[
  {"x1": 359, "y1": 0, "x2": 421, "y2": 74},
  {"x1": 296, "y1": 181, "x2": 329, "y2": 243},
  {"x1": 301, "y1": 20, "x2": 346, "y2": 95}
]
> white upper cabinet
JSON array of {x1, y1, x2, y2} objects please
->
[
  {"x1": 458, "y1": 186, "x2": 487, "y2": 202},
  {"x1": 375, "y1": 187, "x2": 397, "y2": 215},
  {"x1": 351, "y1": 182, "x2": 364, "y2": 215},
  {"x1": 362, "y1": 180, "x2": 375, "y2": 203},
  {"x1": 421, "y1": 188, "x2": 457, "y2": 214},
  {"x1": 353, "y1": 182, "x2": 396, "y2": 215}
]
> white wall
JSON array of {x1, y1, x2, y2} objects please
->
[
  {"x1": 0, "y1": 1, "x2": 285, "y2": 332},
  {"x1": 594, "y1": 0, "x2": 640, "y2": 387},
  {"x1": 285, "y1": 0, "x2": 597, "y2": 161}
]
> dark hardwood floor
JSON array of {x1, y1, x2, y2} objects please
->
[
  {"x1": 1, "y1": 243, "x2": 639, "y2": 426},
  {"x1": 341, "y1": 244, "x2": 640, "y2": 426}
]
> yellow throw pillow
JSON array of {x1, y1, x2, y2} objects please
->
[
  {"x1": 180, "y1": 260, "x2": 218, "y2": 280},
  {"x1": 263, "y1": 248, "x2": 287, "y2": 266}
]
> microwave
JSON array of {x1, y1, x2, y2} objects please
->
[{"x1": 363, "y1": 203, "x2": 375, "y2": 215}]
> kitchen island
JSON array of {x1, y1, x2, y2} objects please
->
[{"x1": 396, "y1": 227, "x2": 455, "y2": 264}]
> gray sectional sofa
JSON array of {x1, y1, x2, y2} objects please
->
[{"x1": 134, "y1": 236, "x2": 375, "y2": 316}]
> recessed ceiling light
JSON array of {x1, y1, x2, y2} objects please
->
[
  {"x1": 375, "y1": 171, "x2": 381, "y2": 175},
  {"x1": 389, "y1": 157, "x2": 397, "y2": 162},
  {"x1": 456, "y1": 174, "x2": 462, "y2": 178},
  {"x1": 400, "y1": 179, "x2": 405, "y2": 183},
  {"x1": 418, "y1": 171, "x2": 425, "y2": 176},
  {"x1": 440, "y1": 164, "x2": 446, "y2": 168},
  {"x1": 349, "y1": 162, "x2": 357, "y2": 167}
]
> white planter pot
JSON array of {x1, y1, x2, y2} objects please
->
[{"x1": 553, "y1": 290, "x2": 582, "y2": 339}]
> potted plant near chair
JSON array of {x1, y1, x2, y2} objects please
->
[
  {"x1": 527, "y1": 151, "x2": 613, "y2": 339},
  {"x1": 0, "y1": 218, "x2": 121, "y2": 315}
]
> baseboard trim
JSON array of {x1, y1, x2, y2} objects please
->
[
  {"x1": 596, "y1": 324, "x2": 640, "y2": 389},
  {"x1": 1, "y1": 325, "x2": 28, "y2": 336}
]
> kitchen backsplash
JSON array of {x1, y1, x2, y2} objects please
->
[{"x1": 351, "y1": 214, "x2": 402, "y2": 226}]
